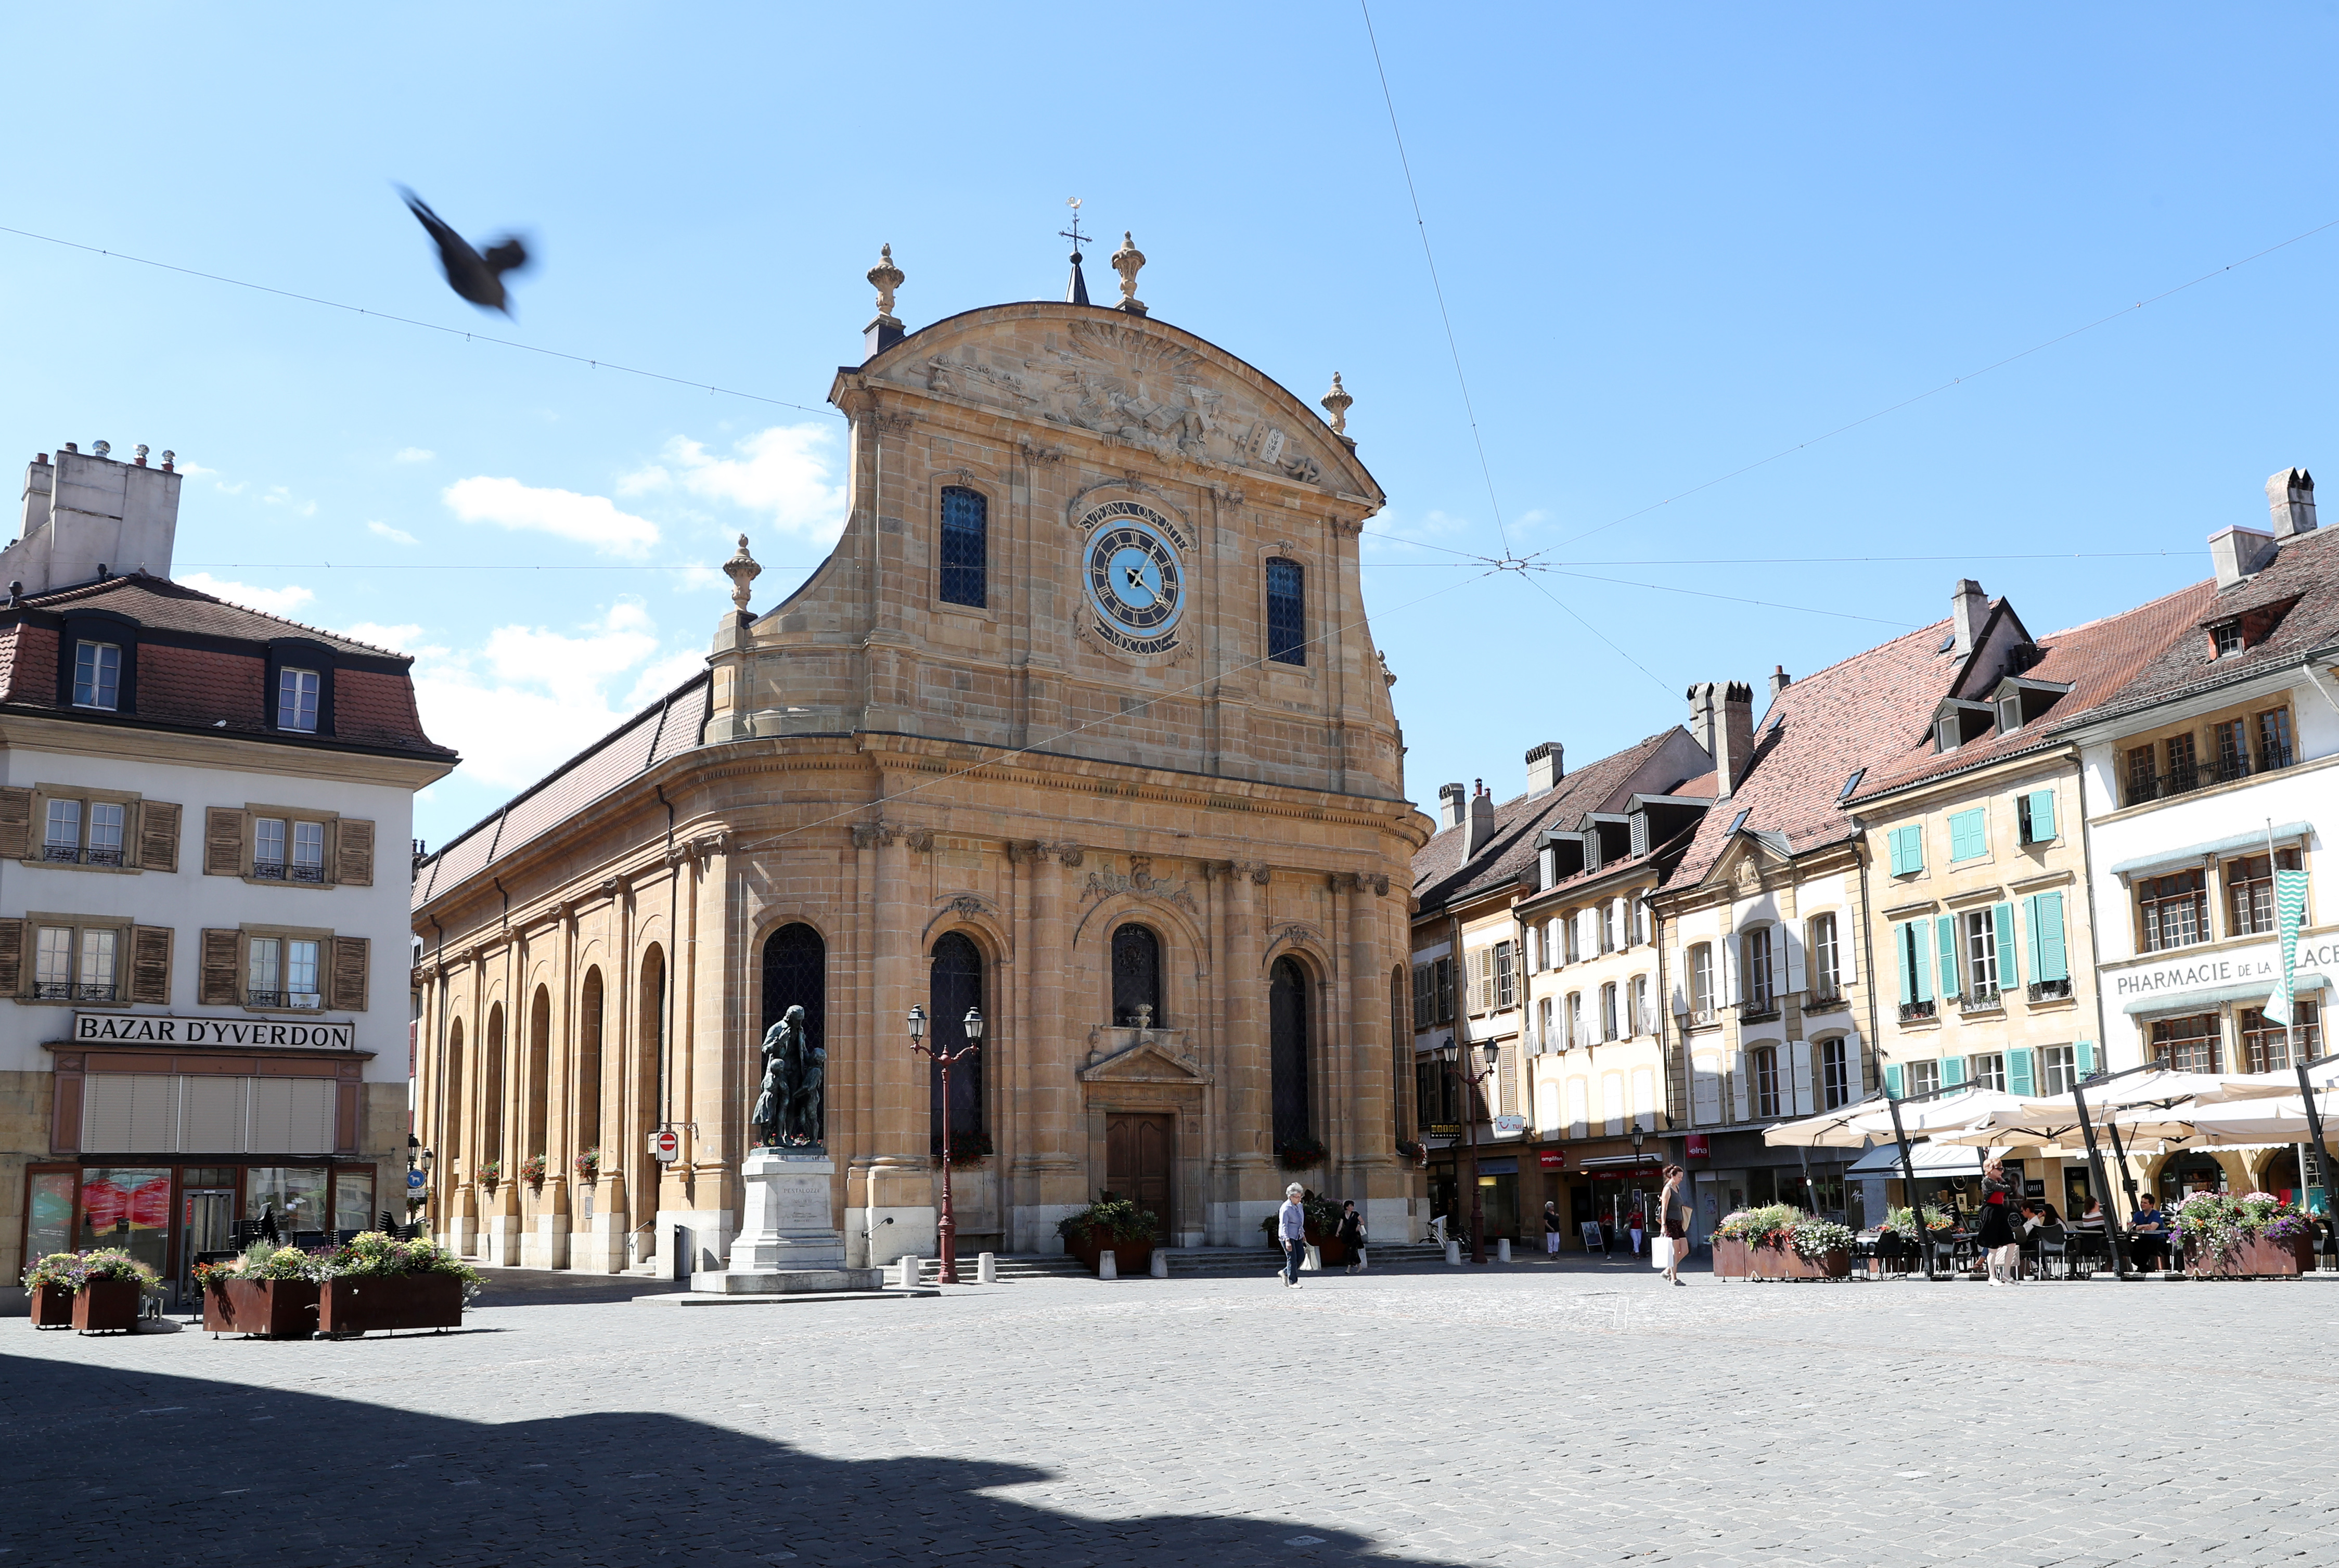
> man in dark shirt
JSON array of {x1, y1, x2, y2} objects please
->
[{"x1": 2130, "y1": 1196, "x2": 2170, "y2": 1268}]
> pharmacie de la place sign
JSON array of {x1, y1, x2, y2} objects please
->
[
  {"x1": 2107, "y1": 934, "x2": 2339, "y2": 1008},
  {"x1": 70, "y1": 1012, "x2": 356, "y2": 1050}
]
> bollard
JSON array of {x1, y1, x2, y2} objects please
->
[
  {"x1": 898, "y1": 1254, "x2": 923, "y2": 1289},
  {"x1": 977, "y1": 1251, "x2": 997, "y2": 1284},
  {"x1": 1497, "y1": 1238, "x2": 1511, "y2": 1264},
  {"x1": 1099, "y1": 1250, "x2": 1119, "y2": 1280},
  {"x1": 1150, "y1": 1249, "x2": 1169, "y2": 1278},
  {"x1": 1444, "y1": 1239, "x2": 1462, "y2": 1266}
]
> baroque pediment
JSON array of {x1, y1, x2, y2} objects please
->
[{"x1": 1078, "y1": 1029, "x2": 1213, "y2": 1086}]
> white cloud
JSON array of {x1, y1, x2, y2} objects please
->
[
  {"x1": 174, "y1": 461, "x2": 218, "y2": 478},
  {"x1": 177, "y1": 572, "x2": 316, "y2": 617},
  {"x1": 625, "y1": 647, "x2": 709, "y2": 707},
  {"x1": 341, "y1": 622, "x2": 427, "y2": 655},
  {"x1": 443, "y1": 475, "x2": 660, "y2": 557},
  {"x1": 625, "y1": 423, "x2": 846, "y2": 544},
  {"x1": 367, "y1": 520, "x2": 419, "y2": 546},
  {"x1": 394, "y1": 447, "x2": 435, "y2": 464}
]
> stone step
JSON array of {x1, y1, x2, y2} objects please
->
[{"x1": 904, "y1": 1241, "x2": 1457, "y2": 1284}]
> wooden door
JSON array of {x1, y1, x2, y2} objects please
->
[{"x1": 1105, "y1": 1113, "x2": 1174, "y2": 1235}]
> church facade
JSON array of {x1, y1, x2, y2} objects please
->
[{"x1": 409, "y1": 252, "x2": 1429, "y2": 1270}]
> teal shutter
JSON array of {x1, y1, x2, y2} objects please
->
[
  {"x1": 2076, "y1": 1039, "x2": 2097, "y2": 1078},
  {"x1": 2007, "y1": 1047, "x2": 2036, "y2": 1097},
  {"x1": 2027, "y1": 788, "x2": 2057, "y2": 843},
  {"x1": 1893, "y1": 922, "x2": 1912, "y2": 1007},
  {"x1": 1994, "y1": 902, "x2": 2020, "y2": 989},
  {"x1": 1911, "y1": 921, "x2": 1934, "y2": 1004},
  {"x1": 1884, "y1": 1062, "x2": 1905, "y2": 1098},
  {"x1": 2033, "y1": 891, "x2": 2068, "y2": 982},
  {"x1": 1887, "y1": 827, "x2": 1909, "y2": 875},
  {"x1": 1935, "y1": 914, "x2": 1959, "y2": 1000},
  {"x1": 1949, "y1": 808, "x2": 1985, "y2": 862},
  {"x1": 1942, "y1": 1055, "x2": 1967, "y2": 1087},
  {"x1": 1905, "y1": 826, "x2": 1924, "y2": 873}
]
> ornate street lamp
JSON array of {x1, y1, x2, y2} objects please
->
[
  {"x1": 1440, "y1": 1038, "x2": 1502, "y2": 1266},
  {"x1": 910, "y1": 1003, "x2": 983, "y2": 1284}
]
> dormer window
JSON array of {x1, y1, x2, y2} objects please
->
[
  {"x1": 1997, "y1": 695, "x2": 2021, "y2": 734},
  {"x1": 1934, "y1": 697, "x2": 2007, "y2": 752},
  {"x1": 2209, "y1": 618, "x2": 2244, "y2": 657},
  {"x1": 277, "y1": 667, "x2": 320, "y2": 732},
  {"x1": 1936, "y1": 716, "x2": 1959, "y2": 752},
  {"x1": 73, "y1": 641, "x2": 121, "y2": 710}
]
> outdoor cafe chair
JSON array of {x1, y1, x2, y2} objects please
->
[{"x1": 2035, "y1": 1232, "x2": 2069, "y2": 1280}]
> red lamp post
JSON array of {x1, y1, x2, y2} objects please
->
[{"x1": 910, "y1": 1003, "x2": 984, "y2": 1284}]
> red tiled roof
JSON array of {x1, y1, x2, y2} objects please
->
[{"x1": 1411, "y1": 731, "x2": 1681, "y2": 914}]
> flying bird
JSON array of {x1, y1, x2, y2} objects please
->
[{"x1": 397, "y1": 186, "x2": 530, "y2": 315}]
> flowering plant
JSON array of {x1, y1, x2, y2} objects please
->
[
  {"x1": 1395, "y1": 1139, "x2": 1428, "y2": 1167},
  {"x1": 1790, "y1": 1219, "x2": 1857, "y2": 1259},
  {"x1": 2175, "y1": 1190, "x2": 2311, "y2": 1255},
  {"x1": 21, "y1": 1252, "x2": 84, "y2": 1290},
  {"x1": 574, "y1": 1148, "x2": 602, "y2": 1180},
  {"x1": 1276, "y1": 1136, "x2": 1328, "y2": 1171},
  {"x1": 32, "y1": 1248, "x2": 163, "y2": 1294},
  {"x1": 1884, "y1": 1205, "x2": 1955, "y2": 1235},
  {"x1": 519, "y1": 1154, "x2": 547, "y2": 1189},
  {"x1": 326, "y1": 1231, "x2": 485, "y2": 1302},
  {"x1": 476, "y1": 1161, "x2": 502, "y2": 1189},
  {"x1": 1060, "y1": 1192, "x2": 1162, "y2": 1243},
  {"x1": 1717, "y1": 1203, "x2": 1802, "y2": 1247}
]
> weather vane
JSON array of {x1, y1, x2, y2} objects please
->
[{"x1": 1060, "y1": 197, "x2": 1090, "y2": 262}]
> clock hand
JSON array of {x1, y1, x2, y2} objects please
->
[{"x1": 1124, "y1": 565, "x2": 1148, "y2": 594}]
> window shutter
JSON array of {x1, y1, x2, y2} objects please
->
[
  {"x1": 136, "y1": 800, "x2": 182, "y2": 873},
  {"x1": 330, "y1": 936, "x2": 371, "y2": 1012},
  {"x1": 1729, "y1": 1049, "x2": 1750, "y2": 1121},
  {"x1": 1934, "y1": 914, "x2": 1959, "y2": 1000},
  {"x1": 1941, "y1": 1055, "x2": 1966, "y2": 1087},
  {"x1": 204, "y1": 807, "x2": 246, "y2": 877},
  {"x1": 130, "y1": 926, "x2": 172, "y2": 1005},
  {"x1": 1884, "y1": 1062, "x2": 1905, "y2": 1099},
  {"x1": 2033, "y1": 891, "x2": 2068, "y2": 983},
  {"x1": 1893, "y1": 923, "x2": 1912, "y2": 1006},
  {"x1": 1788, "y1": 1038, "x2": 1814, "y2": 1115},
  {"x1": 2028, "y1": 788, "x2": 2056, "y2": 843},
  {"x1": 1901, "y1": 826, "x2": 1924, "y2": 873},
  {"x1": 1858, "y1": 1031, "x2": 1877, "y2": 1092},
  {"x1": 2007, "y1": 1047, "x2": 2036, "y2": 1098},
  {"x1": 2076, "y1": 1039, "x2": 2097, "y2": 1078},
  {"x1": 1950, "y1": 809, "x2": 1984, "y2": 861},
  {"x1": 1911, "y1": 921, "x2": 1934, "y2": 1005},
  {"x1": 335, "y1": 818, "x2": 376, "y2": 886},
  {"x1": 0, "y1": 786, "x2": 30, "y2": 859},
  {"x1": 1887, "y1": 828, "x2": 1908, "y2": 875},
  {"x1": 1993, "y1": 902, "x2": 2020, "y2": 989},
  {"x1": 200, "y1": 929, "x2": 241, "y2": 1005},
  {"x1": 0, "y1": 917, "x2": 22, "y2": 993},
  {"x1": 1784, "y1": 921, "x2": 1806, "y2": 994}
]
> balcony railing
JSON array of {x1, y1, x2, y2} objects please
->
[
  {"x1": 36, "y1": 981, "x2": 115, "y2": 1001},
  {"x1": 1899, "y1": 1000, "x2": 1937, "y2": 1023},
  {"x1": 247, "y1": 989, "x2": 323, "y2": 1010},
  {"x1": 42, "y1": 843, "x2": 80, "y2": 863},
  {"x1": 1960, "y1": 984, "x2": 2003, "y2": 1010},
  {"x1": 1805, "y1": 987, "x2": 1845, "y2": 1010},
  {"x1": 2028, "y1": 978, "x2": 2073, "y2": 1003},
  {"x1": 84, "y1": 846, "x2": 123, "y2": 867}
]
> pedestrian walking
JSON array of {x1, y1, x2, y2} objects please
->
[
  {"x1": 1628, "y1": 1206, "x2": 1646, "y2": 1256},
  {"x1": 1977, "y1": 1157, "x2": 2020, "y2": 1284},
  {"x1": 1278, "y1": 1183, "x2": 1308, "y2": 1288},
  {"x1": 1656, "y1": 1164, "x2": 1689, "y2": 1286},
  {"x1": 1543, "y1": 1200, "x2": 1563, "y2": 1255},
  {"x1": 1336, "y1": 1199, "x2": 1367, "y2": 1273}
]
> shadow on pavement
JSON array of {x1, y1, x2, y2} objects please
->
[{"x1": 2, "y1": 1352, "x2": 1467, "y2": 1567}]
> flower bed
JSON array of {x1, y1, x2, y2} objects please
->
[
  {"x1": 23, "y1": 1249, "x2": 160, "y2": 1332},
  {"x1": 2176, "y1": 1191, "x2": 2314, "y2": 1279},
  {"x1": 314, "y1": 1232, "x2": 481, "y2": 1334},
  {"x1": 1714, "y1": 1207, "x2": 1855, "y2": 1281},
  {"x1": 196, "y1": 1245, "x2": 329, "y2": 1337}
]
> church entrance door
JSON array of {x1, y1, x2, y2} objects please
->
[{"x1": 1104, "y1": 1113, "x2": 1174, "y2": 1239}]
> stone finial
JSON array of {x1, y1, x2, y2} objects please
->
[
  {"x1": 1320, "y1": 372, "x2": 1352, "y2": 434},
  {"x1": 723, "y1": 533, "x2": 761, "y2": 612},
  {"x1": 867, "y1": 243, "x2": 905, "y2": 325},
  {"x1": 1110, "y1": 231, "x2": 1147, "y2": 316}
]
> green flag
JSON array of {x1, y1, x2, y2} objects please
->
[{"x1": 2262, "y1": 868, "x2": 2310, "y2": 1027}]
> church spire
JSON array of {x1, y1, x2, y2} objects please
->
[{"x1": 1060, "y1": 198, "x2": 1092, "y2": 306}]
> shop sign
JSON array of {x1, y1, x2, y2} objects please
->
[
  {"x1": 1538, "y1": 1150, "x2": 1566, "y2": 1170},
  {"x1": 1685, "y1": 1134, "x2": 1710, "y2": 1159},
  {"x1": 1492, "y1": 1114, "x2": 1526, "y2": 1135},
  {"x1": 2106, "y1": 936, "x2": 2339, "y2": 1006},
  {"x1": 71, "y1": 1012, "x2": 355, "y2": 1050}
]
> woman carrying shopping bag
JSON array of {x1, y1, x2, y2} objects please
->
[{"x1": 1337, "y1": 1199, "x2": 1368, "y2": 1273}]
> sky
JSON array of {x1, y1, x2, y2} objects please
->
[{"x1": 6, "y1": 6, "x2": 2339, "y2": 846}]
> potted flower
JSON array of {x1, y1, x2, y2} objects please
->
[
  {"x1": 316, "y1": 1231, "x2": 481, "y2": 1334},
  {"x1": 1784, "y1": 1217, "x2": 1856, "y2": 1280},
  {"x1": 69, "y1": 1249, "x2": 159, "y2": 1332},
  {"x1": 1056, "y1": 1193, "x2": 1161, "y2": 1276},
  {"x1": 574, "y1": 1148, "x2": 602, "y2": 1181},
  {"x1": 1395, "y1": 1139, "x2": 1428, "y2": 1168},
  {"x1": 1276, "y1": 1136, "x2": 1327, "y2": 1172},
  {"x1": 1257, "y1": 1191, "x2": 1351, "y2": 1265},
  {"x1": 202, "y1": 1244, "x2": 325, "y2": 1338},
  {"x1": 519, "y1": 1154, "x2": 547, "y2": 1191},
  {"x1": 477, "y1": 1160, "x2": 502, "y2": 1194},
  {"x1": 22, "y1": 1253, "x2": 81, "y2": 1328},
  {"x1": 1713, "y1": 1204, "x2": 1791, "y2": 1278},
  {"x1": 2177, "y1": 1191, "x2": 2314, "y2": 1277}
]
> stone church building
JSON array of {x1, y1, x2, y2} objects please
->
[{"x1": 409, "y1": 245, "x2": 1429, "y2": 1270}]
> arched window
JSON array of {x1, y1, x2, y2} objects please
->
[
  {"x1": 761, "y1": 923, "x2": 827, "y2": 1062},
  {"x1": 1111, "y1": 923, "x2": 1162, "y2": 1025},
  {"x1": 576, "y1": 968, "x2": 604, "y2": 1161},
  {"x1": 929, "y1": 932, "x2": 985, "y2": 1152},
  {"x1": 638, "y1": 945, "x2": 665, "y2": 1199},
  {"x1": 1749, "y1": 1045, "x2": 1780, "y2": 1119},
  {"x1": 525, "y1": 986, "x2": 551, "y2": 1168},
  {"x1": 443, "y1": 1017, "x2": 466, "y2": 1186},
  {"x1": 1265, "y1": 558, "x2": 1305, "y2": 665},
  {"x1": 481, "y1": 1003, "x2": 506, "y2": 1177},
  {"x1": 939, "y1": 486, "x2": 987, "y2": 608},
  {"x1": 1270, "y1": 956, "x2": 1311, "y2": 1148}
]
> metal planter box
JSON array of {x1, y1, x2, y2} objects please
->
[
  {"x1": 29, "y1": 1284, "x2": 73, "y2": 1328},
  {"x1": 214, "y1": 1279, "x2": 320, "y2": 1338},
  {"x1": 1064, "y1": 1227, "x2": 1155, "y2": 1278},
  {"x1": 71, "y1": 1279, "x2": 143, "y2": 1333},
  {"x1": 2187, "y1": 1234, "x2": 2311, "y2": 1279},
  {"x1": 317, "y1": 1274, "x2": 464, "y2": 1334}
]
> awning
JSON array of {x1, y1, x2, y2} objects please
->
[
  {"x1": 1846, "y1": 1139, "x2": 2011, "y2": 1176},
  {"x1": 2109, "y1": 820, "x2": 2311, "y2": 879},
  {"x1": 1577, "y1": 1155, "x2": 1665, "y2": 1170},
  {"x1": 2123, "y1": 972, "x2": 2328, "y2": 1014}
]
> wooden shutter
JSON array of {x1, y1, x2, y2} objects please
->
[
  {"x1": 199, "y1": 929, "x2": 241, "y2": 1005},
  {"x1": 335, "y1": 818, "x2": 376, "y2": 886},
  {"x1": 2032, "y1": 892, "x2": 2068, "y2": 982},
  {"x1": 130, "y1": 926, "x2": 172, "y2": 1005},
  {"x1": 329, "y1": 935, "x2": 370, "y2": 1011},
  {"x1": 0, "y1": 917, "x2": 22, "y2": 994},
  {"x1": 137, "y1": 801, "x2": 182, "y2": 873},
  {"x1": 1993, "y1": 903, "x2": 2020, "y2": 988},
  {"x1": 0, "y1": 786, "x2": 29, "y2": 859},
  {"x1": 203, "y1": 807, "x2": 246, "y2": 877}
]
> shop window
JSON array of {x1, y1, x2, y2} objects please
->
[
  {"x1": 937, "y1": 487, "x2": 988, "y2": 608},
  {"x1": 247, "y1": 1167, "x2": 329, "y2": 1240},
  {"x1": 26, "y1": 1168, "x2": 76, "y2": 1261},
  {"x1": 77, "y1": 1167, "x2": 172, "y2": 1276},
  {"x1": 333, "y1": 1169, "x2": 377, "y2": 1236},
  {"x1": 2157, "y1": 1151, "x2": 2225, "y2": 1205},
  {"x1": 2242, "y1": 1000, "x2": 2321, "y2": 1073},
  {"x1": 2149, "y1": 1013, "x2": 2221, "y2": 1074},
  {"x1": 1748, "y1": 1047, "x2": 1780, "y2": 1119},
  {"x1": 2227, "y1": 849, "x2": 2302, "y2": 937},
  {"x1": 2137, "y1": 870, "x2": 2207, "y2": 953}
]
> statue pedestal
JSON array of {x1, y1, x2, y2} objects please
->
[{"x1": 693, "y1": 1149, "x2": 881, "y2": 1294}]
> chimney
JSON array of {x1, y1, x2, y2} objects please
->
[
  {"x1": 2210, "y1": 525, "x2": 2277, "y2": 590},
  {"x1": 1687, "y1": 683, "x2": 1721, "y2": 762},
  {"x1": 1438, "y1": 781, "x2": 1468, "y2": 830},
  {"x1": 1524, "y1": 741, "x2": 1564, "y2": 795},
  {"x1": 1463, "y1": 779, "x2": 1497, "y2": 859},
  {"x1": 2268, "y1": 468, "x2": 2317, "y2": 541},
  {"x1": 1769, "y1": 665, "x2": 1792, "y2": 699},
  {"x1": 1951, "y1": 579, "x2": 1988, "y2": 658},
  {"x1": 4, "y1": 445, "x2": 181, "y2": 595},
  {"x1": 1708, "y1": 682, "x2": 1755, "y2": 798}
]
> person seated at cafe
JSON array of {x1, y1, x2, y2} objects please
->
[
  {"x1": 2129, "y1": 1194, "x2": 2171, "y2": 1267},
  {"x1": 2073, "y1": 1198, "x2": 2106, "y2": 1232}
]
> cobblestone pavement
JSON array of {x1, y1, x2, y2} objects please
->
[{"x1": 8, "y1": 1258, "x2": 2337, "y2": 1567}]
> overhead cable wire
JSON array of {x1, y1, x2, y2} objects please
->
[
  {"x1": 1547, "y1": 213, "x2": 2339, "y2": 554},
  {"x1": 1358, "y1": 0, "x2": 1513, "y2": 560},
  {"x1": 1526, "y1": 564, "x2": 1917, "y2": 628},
  {"x1": 1514, "y1": 572, "x2": 1675, "y2": 697},
  {"x1": 0, "y1": 222, "x2": 841, "y2": 420}
]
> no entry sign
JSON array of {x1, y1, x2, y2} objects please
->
[{"x1": 650, "y1": 1128, "x2": 680, "y2": 1163}]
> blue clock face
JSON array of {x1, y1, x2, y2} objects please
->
[{"x1": 1080, "y1": 502, "x2": 1187, "y2": 656}]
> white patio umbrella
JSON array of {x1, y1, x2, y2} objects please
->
[
  {"x1": 1762, "y1": 1087, "x2": 2033, "y2": 1149},
  {"x1": 2191, "y1": 1058, "x2": 2339, "y2": 1106}
]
